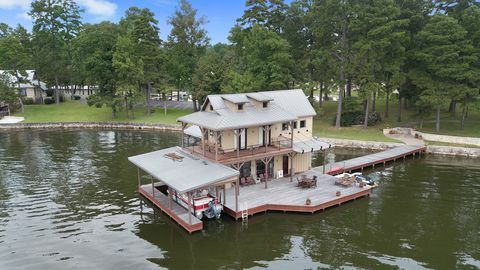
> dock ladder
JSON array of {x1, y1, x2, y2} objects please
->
[{"x1": 241, "y1": 202, "x2": 248, "y2": 221}]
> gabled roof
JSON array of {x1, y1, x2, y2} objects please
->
[
  {"x1": 128, "y1": 147, "x2": 239, "y2": 193},
  {"x1": 179, "y1": 89, "x2": 316, "y2": 131},
  {"x1": 0, "y1": 70, "x2": 47, "y2": 91}
]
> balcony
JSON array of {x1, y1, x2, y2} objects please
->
[{"x1": 185, "y1": 137, "x2": 293, "y2": 165}]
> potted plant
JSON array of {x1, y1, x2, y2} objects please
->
[
  {"x1": 305, "y1": 198, "x2": 311, "y2": 205},
  {"x1": 336, "y1": 191, "x2": 341, "y2": 197}
]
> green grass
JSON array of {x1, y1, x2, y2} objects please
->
[
  {"x1": 16, "y1": 101, "x2": 192, "y2": 125},
  {"x1": 15, "y1": 97, "x2": 479, "y2": 143},
  {"x1": 425, "y1": 140, "x2": 480, "y2": 149}
]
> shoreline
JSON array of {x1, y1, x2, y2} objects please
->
[{"x1": 1, "y1": 122, "x2": 478, "y2": 158}]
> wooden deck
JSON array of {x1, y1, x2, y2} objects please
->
[
  {"x1": 139, "y1": 184, "x2": 203, "y2": 233},
  {"x1": 223, "y1": 172, "x2": 372, "y2": 219},
  {"x1": 186, "y1": 145, "x2": 292, "y2": 165},
  {"x1": 320, "y1": 145, "x2": 426, "y2": 175}
]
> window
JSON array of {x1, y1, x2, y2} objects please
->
[
  {"x1": 262, "y1": 102, "x2": 268, "y2": 108},
  {"x1": 293, "y1": 121, "x2": 298, "y2": 129},
  {"x1": 238, "y1": 104, "x2": 244, "y2": 110},
  {"x1": 282, "y1": 122, "x2": 289, "y2": 131},
  {"x1": 300, "y1": 120, "x2": 306, "y2": 128}
]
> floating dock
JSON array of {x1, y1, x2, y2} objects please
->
[
  {"x1": 135, "y1": 145, "x2": 426, "y2": 233},
  {"x1": 222, "y1": 173, "x2": 372, "y2": 219},
  {"x1": 322, "y1": 145, "x2": 426, "y2": 175}
]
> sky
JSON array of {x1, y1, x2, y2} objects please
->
[{"x1": 0, "y1": 0, "x2": 253, "y2": 44}]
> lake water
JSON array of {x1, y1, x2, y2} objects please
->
[{"x1": 0, "y1": 130, "x2": 479, "y2": 270}]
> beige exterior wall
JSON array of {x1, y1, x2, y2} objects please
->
[{"x1": 270, "y1": 116, "x2": 314, "y2": 143}]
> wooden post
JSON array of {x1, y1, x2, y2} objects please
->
[
  {"x1": 168, "y1": 187, "x2": 172, "y2": 209},
  {"x1": 201, "y1": 128, "x2": 207, "y2": 157},
  {"x1": 323, "y1": 149, "x2": 327, "y2": 174},
  {"x1": 234, "y1": 129, "x2": 240, "y2": 157},
  {"x1": 215, "y1": 131, "x2": 219, "y2": 161},
  {"x1": 235, "y1": 178, "x2": 239, "y2": 212},
  {"x1": 137, "y1": 167, "x2": 141, "y2": 189},
  {"x1": 187, "y1": 192, "x2": 192, "y2": 225},
  {"x1": 223, "y1": 185, "x2": 227, "y2": 205},
  {"x1": 290, "y1": 121, "x2": 294, "y2": 148},
  {"x1": 151, "y1": 176, "x2": 154, "y2": 197},
  {"x1": 181, "y1": 122, "x2": 187, "y2": 148}
]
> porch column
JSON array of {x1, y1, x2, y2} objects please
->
[
  {"x1": 201, "y1": 127, "x2": 208, "y2": 157},
  {"x1": 234, "y1": 129, "x2": 240, "y2": 157},
  {"x1": 187, "y1": 192, "x2": 192, "y2": 225},
  {"x1": 289, "y1": 152, "x2": 297, "y2": 182},
  {"x1": 290, "y1": 121, "x2": 295, "y2": 148},
  {"x1": 168, "y1": 187, "x2": 172, "y2": 209},
  {"x1": 215, "y1": 131, "x2": 220, "y2": 161}
]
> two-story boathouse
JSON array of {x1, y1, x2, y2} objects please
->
[{"x1": 129, "y1": 89, "x2": 425, "y2": 233}]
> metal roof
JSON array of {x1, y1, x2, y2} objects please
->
[
  {"x1": 293, "y1": 138, "x2": 332, "y2": 153},
  {"x1": 180, "y1": 89, "x2": 316, "y2": 130},
  {"x1": 178, "y1": 102, "x2": 297, "y2": 131},
  {"x1": 246, "y1": 93, "x2": 273, "y2": 102},
  {"x1": 222, "y1": 95, "x2": 249, "y2": 104},
  {"x1": 184, "y1": 125, "x2": 202, "y2": 138},
  {"x1": 128, "y1": 147, "x2": 239, "y2": 193}
]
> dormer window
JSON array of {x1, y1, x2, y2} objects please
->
[
  {"x1": 263, "y1": 102, "x2": 268, "y2": 108},
  {"x1": 238, "y1": 104, "x2": 243, "y2": 110}
]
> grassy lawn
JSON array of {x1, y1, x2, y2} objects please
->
[
  {"x1": 424, "y1": 140, "x2": 480, "y2": 148},
  {"x1": 16, "y1": 101, "x2": 192, "y2": 125},
  {"x1": 15, "y1": 97, "x2": 479, "y2": 142}
]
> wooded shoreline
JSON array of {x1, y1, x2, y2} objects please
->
[{"x1": 1, "y1": 122, "x2": 478, "y2": 158}]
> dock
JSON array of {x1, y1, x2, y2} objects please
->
[
  {"x1": 134, "y1": 145, "x2": 426, "y2": 233},
  {"x1": 223, "y1": 173, "x2": 372, "y2": 219},
  {"x1": 139, "y1": 184, "x2": 203, "y2": 233},
  {"x1": 321, "y1": 145, "x2": 426, "y2": 175}
]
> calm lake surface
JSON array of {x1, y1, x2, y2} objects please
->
[{"x1": 0, "y1": 130, "x2": 479, "y2": 270}]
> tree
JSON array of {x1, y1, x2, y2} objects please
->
[
  {"x1": 73, "y1": 22, "x2": 120, "y2": 117},
  {"x1": 29, "y1": 0, "x2": 82, "y2": 104},
  {"x1": 237, "y1": 0, "x2": 288, "y2": 33},
  {"x1": 120, "y1": 7, "x2": 163, "y2": 115},
  {"x1": 0, "y1": 73, "x2": 18, "y2": 112},
  {"x1": 411, "y1": 14, "x2": 473, "y2": 131},
  {"x1": 113, "y1": 35, "x2": 144, "y2": 119},
  {"x1": 192, "y1": 49, "x2": 226, "y2": 103},
  {"x1": 228, "y1": 24, "x2": 293, "y2": 91},
  {"x1": 166, "y1": 0, "x2": 209, "y2": 111}
]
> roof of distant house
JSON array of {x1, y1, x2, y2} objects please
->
[
  {"x1": 178, "y1": 89, "x2": 316, "y2": 131},
  {"x1": 0, "y1": 70, "x2": 47, "y2": 91}
]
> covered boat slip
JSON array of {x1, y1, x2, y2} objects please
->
[
  {"x1": 322, "y1": 145, "x2": 427, "y2": 175},
  {"x1": 129, "y1": 146, "x2": 239, "y2": 233},
  {"x1": 222, "y1": 171, "x2": 372, "y2": 219}
]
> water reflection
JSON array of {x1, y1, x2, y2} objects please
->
[{"x1": 0, "y1": 130, "x2": 479, "y2": 269}]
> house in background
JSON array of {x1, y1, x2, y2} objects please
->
[{"x1": 0, "y1": 70, "x2": 48, "y2": 104}]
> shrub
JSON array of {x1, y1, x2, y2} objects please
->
[
  {"x1": 23, "y1": 98, "x2": 34, "y2": 105},
  {"x1": 73, "y1": 95, "x2": 81, "y2": 100},
  {"x1": 44, "y1": 98, "x2": 55, "y2": 105},
  {"x1": 332, "y1": 110, "x2": 382, "y2": 127}
]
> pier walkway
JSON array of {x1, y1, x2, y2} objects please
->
[{"x1": 321, "y1": 145, "x2": 426, "y2": 175}]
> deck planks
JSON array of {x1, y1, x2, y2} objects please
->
[{"x1": 324, "y1": 145, "x2": 426, "y2": 174}]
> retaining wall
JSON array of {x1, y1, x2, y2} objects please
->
[{"x1": 0, "y1": 122, "x2": 182, "y2": 131}]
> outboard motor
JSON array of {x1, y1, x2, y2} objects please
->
[{"x1": 205, "y1": 199, "x2": 223, "y2": 219}]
